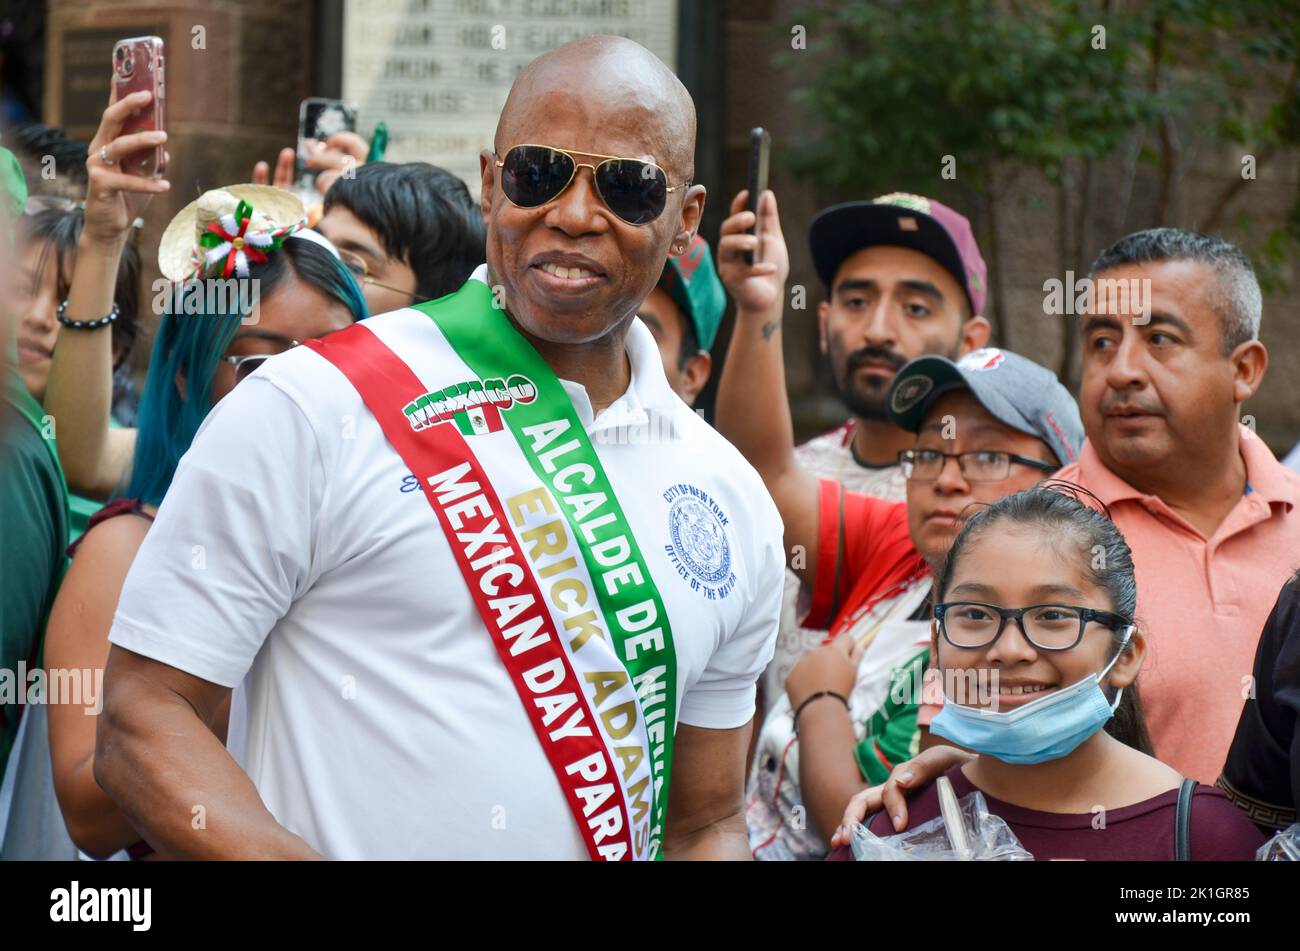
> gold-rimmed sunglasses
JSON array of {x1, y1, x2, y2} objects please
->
[{"x1": 495, "y1": 144, "x2": 691, "y2": 225}]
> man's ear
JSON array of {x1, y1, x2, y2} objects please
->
[
  {"x1": 1107, "y1": 626, "x2": 1145, "y2": 689},
  {"x1": 672, "y1": 184, "x2": 706, "y2": 255},
  {"x1": 960, "y1": 315, "x2": 992, "y2": 354},
  {"x1": 1230, "y1": 339, "x2": 1268, "y2": 406},
  {"x1": 479, "y1": 149, "x2": 496, "y2": 222},
  {"x1": 678, "y1": 351, "x2": 712, "y2": 406},
  {"x1": 817, "y1": 299, "x2": 831, "y2": 355}
]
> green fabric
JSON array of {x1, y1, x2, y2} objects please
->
[
  {"x1": 0, "y1": 145, "x2": 26, "y2": 235},
  {"x1": 365, "y1": 122, "x2": 388, "y2": 163},
  {"x1": 0, "y1": 370, "x2": 69, "y2": 778},
  {"x1": 67, "y1": 492, "x2": 99, "y2": 547},
  {"x1": 853, "y1": 646, "x2": 930, "y2": 787}
]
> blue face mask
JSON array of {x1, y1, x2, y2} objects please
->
[{"x1": 929, "y1": 626, "x2": 1134, "y2": 765}]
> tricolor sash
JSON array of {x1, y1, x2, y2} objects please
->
[{"x1": 306, "y1": 280, "x2": 678, "y2": 860}]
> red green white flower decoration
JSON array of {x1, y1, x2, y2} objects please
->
[{"x1": 194, "y1": 199, "x2": 298, "y2": 279}]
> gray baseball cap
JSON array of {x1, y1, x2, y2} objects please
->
[{"x1": 887, "y1": 347, "x2": 1084, "y2": 467}]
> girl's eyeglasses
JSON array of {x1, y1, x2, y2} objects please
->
[
  {"x1": 495, "y1": 143, "x2": 691, "y2": 226},
  {"x1": 934, "y1": 601, "x2": 1132, "y2": 651}
]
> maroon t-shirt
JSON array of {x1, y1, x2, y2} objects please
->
[{"x1": 852, "y1": 766, "x2": 1267, "y2": 861}]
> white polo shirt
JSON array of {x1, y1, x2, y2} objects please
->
[{"x1": 108, "y1": 270, "x2": 785, "y2": 859}]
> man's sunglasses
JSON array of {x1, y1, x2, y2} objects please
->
[{"x1": 495, "y1": 144, "x2": 691, "y2": 225}]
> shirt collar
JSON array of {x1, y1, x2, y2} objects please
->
[
  {"x1": 1237, "y1": 424, "x2": 1298, "y2": 507},
  {"x1": 466, "y1": 265, "x2": 681, "y2": 433},
  {"x1": 1077, "y1": 424, "x2": 1297, "y2": 511}
]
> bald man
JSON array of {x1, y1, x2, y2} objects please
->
[{"x1": 94, "y1": 37, "x2": 785, "y2": 860}]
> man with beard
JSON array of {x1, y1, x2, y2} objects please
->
[
  {"x1": 739, "y1": 192, "x2": 992, "y2": 718},
  {"x1": 801, "y1": 193, "x2": 991, "y2": 490}
]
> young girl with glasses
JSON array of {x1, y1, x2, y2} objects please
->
[{"x1": 849, "y1": 486, "x2": 1265, "y2": 860}]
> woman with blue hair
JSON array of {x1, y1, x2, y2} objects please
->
[{"x1": 40, "y1": 95, "x2": 365, "y2": 859}]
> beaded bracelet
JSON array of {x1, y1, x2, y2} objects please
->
[
  {"x1": 56, "y1": 299, "x2": 120, "y2": 330},
  {"x1": 792, "y1": 690, "x2": 850, "y2": 731}
]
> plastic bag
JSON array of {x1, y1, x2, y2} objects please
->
[
  {"x1": 1256, "y1": 823, "x2": 1300, "y2": 861},
  {"x1": 850, "y1": 779, "x2": 1033, "y2": 861}
]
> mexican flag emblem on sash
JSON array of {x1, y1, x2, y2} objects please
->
[{"x1": 456, "y1": 402, "x2": 504, "y2": 436}]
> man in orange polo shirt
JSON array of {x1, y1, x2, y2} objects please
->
[{"x1": 1061, "y1": 227, "x2": 1300, "y2": 783}]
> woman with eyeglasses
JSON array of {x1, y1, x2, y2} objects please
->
[
  {"x1": 39, "y1": 92, "x2": 365, "y2": 860},
  {"x1": 835, "y1": 487, "x2": 1266, "y2": 860}
]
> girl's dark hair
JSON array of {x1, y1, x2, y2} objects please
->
[
  {"x1": 18, "y1": 205, "x2": 140, "y2": 368},
  {"x1": 323, "y1": 161, "x2": 485, "y2": 301},
  {"x1": 934, "y1": 482, "x2": 1155, "y2": 755}
]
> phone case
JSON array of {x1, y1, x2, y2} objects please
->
[
  {"x1": 111, "y1": 36, "x2": 166, "y2": 178},
  {"x1": 296, "y1": 98, "x2": 358, "y2": 191}
]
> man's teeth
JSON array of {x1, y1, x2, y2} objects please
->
[
  {"x1": 998, "y1": 684, "x2": 1051, "y2": 695},
  {"x1": 540, "y1": 262, "x2": 596, "y2": 279}
]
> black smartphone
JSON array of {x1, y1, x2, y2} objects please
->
[{"x1": 744, "y1": 127, "x2": 771, "y2": 265}]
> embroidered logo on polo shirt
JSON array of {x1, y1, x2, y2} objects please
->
[
  {"x1": 401, "y1": 374, "x2": 538, "y2": 436},
  {"x1": 662, "y1": 483, "x2": 736, "y2": 600},
  {"x1": 891, "y1": 374, "x2": 934, "y2": 414}
]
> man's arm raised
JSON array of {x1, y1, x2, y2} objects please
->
[
  {"x1": 714, "y1": 190, "x2": 820, "y2": 586},
  {"x1": 95, "y1": 646, "x2": 321, "y2": 859}
]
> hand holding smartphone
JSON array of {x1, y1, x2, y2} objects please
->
[
  {"x1": 110, "y1": 36, "x2": 166, "y2": 178},
  {"x1": 296, "y1": 98, "x2": 358, "y2": 200},
  {"x1": 744, "y1": 127, "x2": 771, "y2": 265}
]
